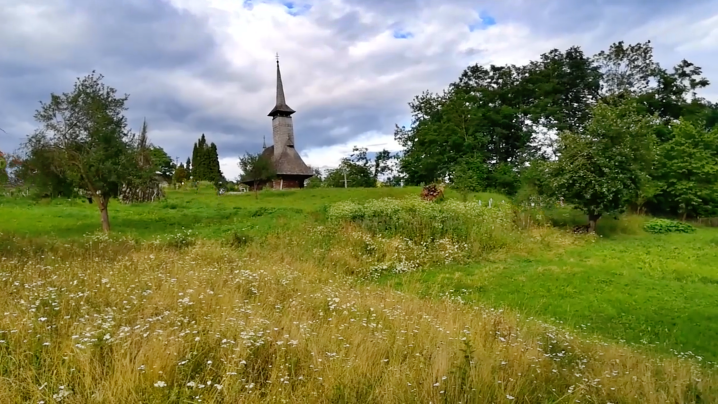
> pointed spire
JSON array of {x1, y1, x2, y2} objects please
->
[{"x1": 268, "y1": 54, "x2": 296, "y2": 117}]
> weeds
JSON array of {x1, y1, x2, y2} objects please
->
[{"x1": 0, "y1": 240, "x2": 714, "y2": 403}]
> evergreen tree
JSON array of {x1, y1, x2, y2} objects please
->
[
  {"x1": 209, "y1": 142, "x2": 222, "y2": 182},
  {"x1": 185, "y1": 157, "x2": 191, "y2": 174},
  {"x1": 191, "y1": 142, "x2": 199, "y2": 179}
]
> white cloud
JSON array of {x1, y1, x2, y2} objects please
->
[
  {"x1": 220, "y1": 129, "x2": 401, "y2": 181},
  {"x1": 1, "y1": 0, "x2": 717, "y2": 166}
]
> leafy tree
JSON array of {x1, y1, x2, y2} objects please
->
[
  {"x1": 238, "y1": 152, "x2": 276, "y2": 198},
  {"x1": 305, "y1": 167, "x2": 324, "y2": 188},
  {"x1": 652, "y1": 119, "x2": 718, "y2": 219},
  {"x1": 548, "y1": 101, "x2": 657, "y2": 232},
  {"x1": 28, "y1": 71, "x2": 137, "y2": 232},
  {"x1": 13, "y1": 138, "x2": 75, "y2": 197},
  {"x1": 522, "y1": 46, "x2": 601, "y2": 134},
  {"x1": 372, "y1": 149, "x2": 393, "y2": 182},
  {"x1": 149, "y1": 146, "x2": 174, "y2": 182},
  {"x1": 593, "y1": 40, "x2": 659, "y2": 97},
  {"x1": 173, "y1": 163, "x2": 189, "y2": 184},
  {"x1": 451, "y1": 155, "x2": 488, "y2": 193},
  {"x1": 488, "y1": 162, "x2": 521, "y2": 195},
  {"x1": 325, "y1": 147, "x2": 375, "y2": 188}
]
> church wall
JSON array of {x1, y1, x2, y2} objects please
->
[{"x1": 271, "y1": 177, "x2": 304, "y2": 189}]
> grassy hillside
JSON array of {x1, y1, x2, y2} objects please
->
[
  {"x1": 0, "y1": 186, "x2": 505, "y2": 239},
  {"x1": 1, "y1": 186, "x2": 717, "y2": 402}
]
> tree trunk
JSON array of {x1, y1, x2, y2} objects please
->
[
  {"x1": 97, "y1": 196, "x2": 111, "y2": 233},
  {"x1": 588, "y1": 213, "x2": 601, "y2": 233},
  {"x1": 254, "y1": 182, "x2": 258, "y2": 199}
]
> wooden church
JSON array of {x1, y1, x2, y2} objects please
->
[{"x1": 242, "y1": 58, "x2": 314, "y2": 190}]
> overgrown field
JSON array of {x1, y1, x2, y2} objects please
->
[{"x1": 1, "y1": 187, "x2": 717, "y2": 402}]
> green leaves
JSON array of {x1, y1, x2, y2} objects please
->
[
  {"x1": 549, "y1": 101, "x2": 658, "y2": 222},
  {"x1": 653, "y1": 119, "x2": 718, "y2": 218},
  {"x1": 238, "y1": 152, "x2": 275, "y2": 185},
  {"x1": 30, "y1": 71, "x2": 135, "y2": 198},
  {"x1": 644, "y1": 219, "x2": 696, "y2": 234}
]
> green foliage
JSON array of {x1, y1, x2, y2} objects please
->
[
  {"x1": 487, "y1": 162, "x2": 520, "y2": 196},
  {"x1": 305, "y1": 167, "x2": 324, "y2": 188},
  {"x1": 325, "y1": 147, "x2": 375, "y2": 188},
  {"x1": 238, "y1": 152, "x2": 276, "y2": 196},
  {"x1": 327, "y1": 197, "x2": 514, "y2": 245},
  {"x1": 643, "y1": 218, "x2": 696, "y2": 234},
  {"x1": 149, "y1": 146, "x2": 175, "y2": 181},
  {"x1": 652, "y1": 119, "x2": 718, "y2": 218},
  {"x1": 173, "y1": 163, "x2": 189, "y2": 184},
  {"x1": 548, "y1": 101, "x2": 657, "y2": 228},
  {"x1": 451, "y1": 155, "x2": 487, "y2": 193},
  {"x1": 28, "y1": 71, "x2": 138, "y2": 231},
  {"x1": 190, "y1": 134, "x2": 223, "y2": 182}
]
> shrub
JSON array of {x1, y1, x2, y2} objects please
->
[
  {"x1": 644, "y1": 219, "x2": 696, "y2": 234},
  {"x1": 326, "y1": 197, "x2": 515, "y2": 257}
]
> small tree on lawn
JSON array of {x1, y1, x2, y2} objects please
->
[
  {"x1": 549, "y1": 100, "x2": 657, "y2": 232},
  {"x1": 238, "y1": 152, "x2": 276, "y2": 199},
  {"x1": 28, "y1": 71, "x2": 137, "y2": 232}
]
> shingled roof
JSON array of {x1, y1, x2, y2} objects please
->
[
  {"x1": 261, "y1": 146, "x2": 314, "y2": 177},
  {"x1": 268, "y1": 60, "x2": 295, "y2": 117}
]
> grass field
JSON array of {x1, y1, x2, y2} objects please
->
[
  {"x1": 1, "y1": 185, "x2": 716, "y2": 402},
  {"x1": 0, "y1": 185, "x2": 505, "y2": 240}
]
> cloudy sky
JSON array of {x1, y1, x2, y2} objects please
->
[{"x1": 1, "y1": 0, "x2": 717, "y2": 180}]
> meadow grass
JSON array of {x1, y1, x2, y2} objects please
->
[
  {"x1": 0, "y1": 185, "x2": 505, "y2": 240},
  {"x1": 1, "y1": 187, "x2": 717, "y2": 402},
  {"x1": 0, "y1": 235, "x2": 715, "y2": 403},
  {"x1": 383, "y1": 226, "x2": 718, "y2": 363}
]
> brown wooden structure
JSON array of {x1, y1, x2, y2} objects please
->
[{"x1": 242, "y1": 58, "x2": 313, "y2": 190}]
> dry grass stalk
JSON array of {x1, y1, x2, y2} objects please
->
[{"x1": 0, "y1": 235, "x2": 714, "y2": 403}]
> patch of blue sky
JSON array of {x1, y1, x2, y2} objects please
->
[
  {"x1": 469, "y1": 10, "x2": 496, "y2": 31},
  {"x1": 392, "y1": 29, "x2": 414, "y2": 39},
  {"x1": 282, "y1": 1, "x2": 312, "y2": 16}
]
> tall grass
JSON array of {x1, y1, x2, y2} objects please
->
[
  {"x1": 328, "y1": 198, "x2": 514, "y2": 243},
  {"x1": 0, "y1": 236, "x2": 714, "y2": 403}
]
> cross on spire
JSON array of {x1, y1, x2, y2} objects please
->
[{"x1": 268, "y1": 53, "x2": 296, "y2": 117}]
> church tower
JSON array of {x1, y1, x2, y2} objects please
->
[
  {"x1": 244, "y1": 56, "x2": 313, "y2": 189},
  {"x1": 268, "y1": 57, "x2": 296, "y2": 158}
]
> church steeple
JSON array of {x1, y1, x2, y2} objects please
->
[{"x1": 268, "y1": 54, "x2": 296, "y2": 117}]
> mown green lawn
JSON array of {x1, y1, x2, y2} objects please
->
[
  {"x1": 383, "y1": 229, "x2": 718, "y2": 363},
  {"x1": 0, "y1": 185, "x2": 505, "y2": 239}
]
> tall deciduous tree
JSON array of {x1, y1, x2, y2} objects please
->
[
  {"x1": 653, "y1": 120, "x2": 718, "y2": 219},
  {"x1": 593, "y1": 40, "x2": 659, "y2": 97},
  {"x1": 549, "y1": 101, "x2": 657, "y2": 232},
  {"x1": 29, "y1": 71, "x2": 136, "y2": 232}
]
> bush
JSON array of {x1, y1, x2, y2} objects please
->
[
  {"x1": 643, "y1": 219, "x2": 696, "y2": 234},
  {"x1": 327, "y1": 197, "x2": 514, "y2": 245}
]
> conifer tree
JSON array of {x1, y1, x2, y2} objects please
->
[
  {"x1": 191, "y1": 142, "x2": 198, "y2": 179},
  {"x1": 209, "y1": 142, "x2": 222, "y2": 182}
]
